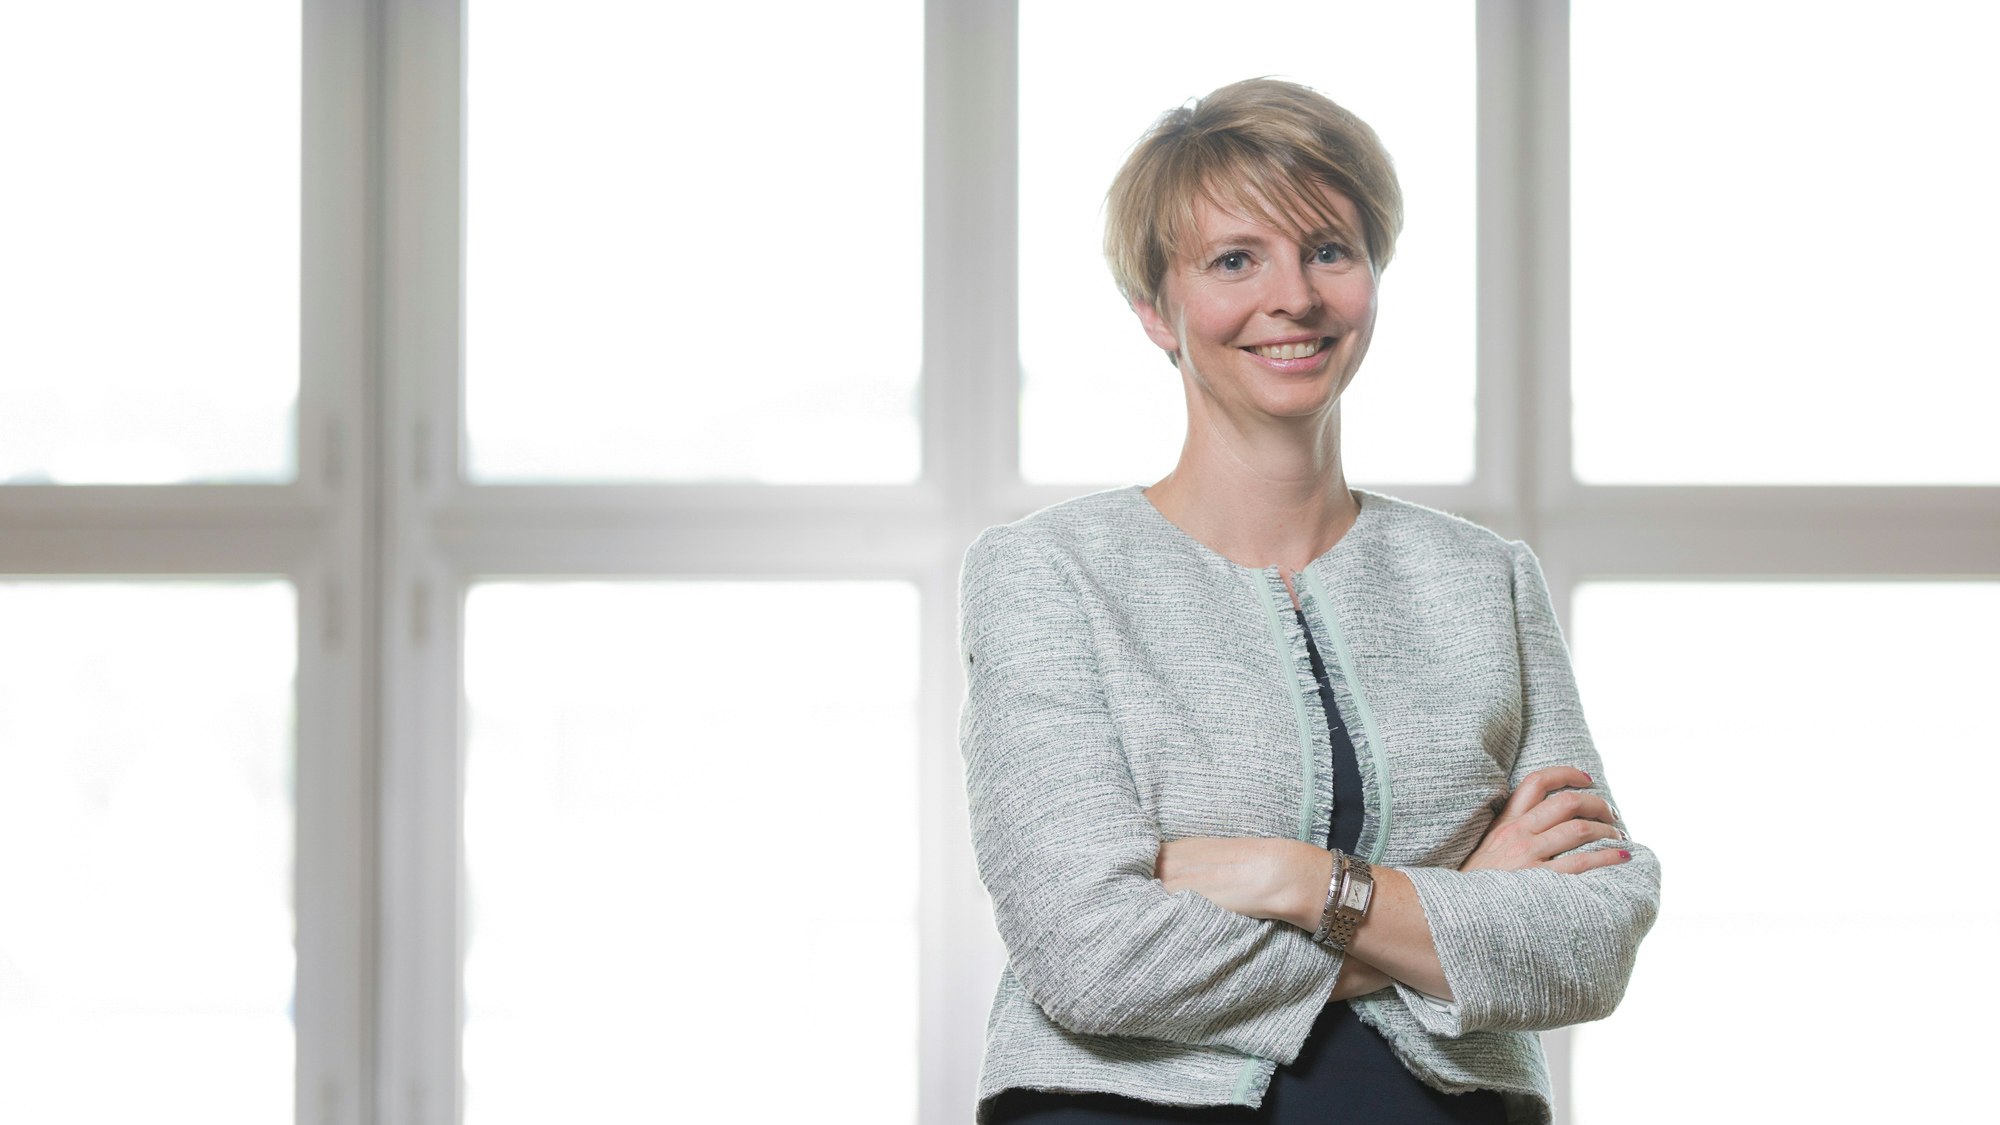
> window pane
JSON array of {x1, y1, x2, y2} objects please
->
[
  {"x1": 462, "y1": 581, "x2": 919, "y2": 1123},
  {"x1": 0, "y1": 3, "x2": 300, "y2": 485},
  {"x1": 1569, "y1": 581, "x2": 1999, "y2": 1121},
  {"x1": 1019, "y1": 0, "x2": 1475, "y2": 486},
  {"x1": 0, "y1": 581, "x2": 297, "y2": 1122},
  {"x1": 1572, "y1": 3, "x2": 2000, "y2": 484},
  {"x1": 464, "y1": 2, "x2": 923, "y2": 483}
]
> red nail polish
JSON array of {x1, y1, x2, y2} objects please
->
[{"x1": 1618, "y1": 849, "x2": 1631, "y2": 860}]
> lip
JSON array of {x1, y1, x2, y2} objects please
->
[
  {"x1": 1241, "y1": 333, "x2": 1327, "y2": 348},
  {"x1": 1241, "y1": 334, "x2": 1336, "y2": 373}
]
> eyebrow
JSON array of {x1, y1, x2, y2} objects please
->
[
  {"x1": 1195, "y1": 231, "x2": 1281, "y2": 256},
  {"x1": 1194, "y1": 224, "x2": 1359, "y2": 258}
]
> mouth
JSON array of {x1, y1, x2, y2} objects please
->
[{"x1": 1244, "y1": 336, "x2": 1333, "y2": 361}]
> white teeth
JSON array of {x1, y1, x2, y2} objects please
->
[{"x1": 1250, "y1": 338, "x2": 1325, "y2": 360}]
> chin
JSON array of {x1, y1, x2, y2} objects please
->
[{"x1": 1259, "y1": 390, "x2": 1338, "y2": 418}]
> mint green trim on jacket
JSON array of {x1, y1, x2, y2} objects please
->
[
  {"x1": 1250, "y1": 570, "x2": 1320, "y2": 845},
  {"x1": 1299, "y1": 567, "x2": 1394, "y2": 865}
]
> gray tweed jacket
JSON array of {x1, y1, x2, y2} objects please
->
[{"x1": 956, "y1": 484, "x2": 1661, "y2": 1124}]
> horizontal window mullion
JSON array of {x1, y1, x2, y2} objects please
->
[
  {"x1": 426, "y1": 523, "x2": 963, "y2": 581},
  {"x1": 0, "y1": 485, "x2": 332, "y2": 527},
  {"x1": 1535, "y1": 518, "x2": 2000, "y2": 581},
  {"x1": 0, "y1": 528, "x2": 331, "y2": 576}
]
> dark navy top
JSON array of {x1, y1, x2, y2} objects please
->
[{"x1": 985, "y1": 607, "x2": 1507, "y2": 1124}]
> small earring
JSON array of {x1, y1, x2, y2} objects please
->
[{"x1": 1166, "y1": 350, "x2": 1180, "y2": 368}]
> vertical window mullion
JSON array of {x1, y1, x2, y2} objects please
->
[
  {"x1": 298, "y1": 0, "x2": 376, "y2": 1121},
  {"x1": 378, "y1": 1, "x2": 467, "y2": 1123},
  {"x1": 1474, "y1": 0, "x2": 1534, "y2": 535},
  {"x1": 1516, "y1": 0, "x2": 1572, "y2": 546},
  {"x1": 930, "y1": 0, "x2": 1020, "y2": 515}
]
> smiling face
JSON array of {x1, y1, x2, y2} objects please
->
[{"x1": 1133, "y1": 182, "x2": 1378, "y2": 422}]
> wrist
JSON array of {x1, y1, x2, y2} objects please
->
[
  {"x1": 1282, "y1": 845, "x2": 1337, "y2": 931},
  {"x1": 1330, "y1": 955, "x2": 1392, "y2": 1001}
]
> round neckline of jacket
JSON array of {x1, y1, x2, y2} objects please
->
[{"x1": 1122, "y1": 482, "x2": 1378, "y2": 579}]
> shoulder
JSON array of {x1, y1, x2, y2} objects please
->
[
  {"x1": 956, "y1": 489, "x2": 1163, "y2": 654},
  {"x1": 1348, "y1": 487, "x2": 1529, "y2": 572},
  {"x1": 1355, "y1": 492, "x2": 1561, "y2": 632},
  {"x1": 960, "y1": 485, "x2": 1172, "y2": 580}
]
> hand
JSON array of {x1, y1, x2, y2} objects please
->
[
  {"x1": 1330, "y1": 956, "x2": 1393, "y2": 1001},
  {"x1": 1155, "y1": 836, "x2": 1325, "y2": 924},
  {"x1": 1460, "y1": 765, "x2": 1630, "y2": 875}
]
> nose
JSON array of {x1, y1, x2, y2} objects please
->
[{"x1": 1263, "y1": 256, "x2": 1320, "y2": 320}]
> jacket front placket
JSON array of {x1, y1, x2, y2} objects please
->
[
  {"x1": 1243, "y1": 566, "x2": 1335, "y2": 852},
  {"x1": 1290, "y1": 565, "x2": 1396, "y2": 866}
]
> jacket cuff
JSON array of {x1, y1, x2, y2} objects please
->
[
  {"x1": 1388, "y1": 979, "x2": 1465, "y2": 1038},
  {"x1": 1202, "y1": 920, "x2": 1348, "y2": 1062},
  {"x1": 1395, "y1": 864, "x2": 1555, "y2": 1037}
]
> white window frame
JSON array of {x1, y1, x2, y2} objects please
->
[{"x1": 5, "y1": 2, "x2": 1992, "y2": 1123}]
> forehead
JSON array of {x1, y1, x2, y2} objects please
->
[{"x1": 1181, "y1": 178, "x2": 1363, "y2": 252}]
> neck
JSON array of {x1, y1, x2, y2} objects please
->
[{"x1": 1143, "y1": 407, "x2": 1359, "y2": 575}]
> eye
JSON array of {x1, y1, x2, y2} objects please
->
[
  {"x1": 1313, "y1": 242, "x2": 1349, "y2": 265},
  {"x1": 1214, "y1": 250, "x2": 1250, "y2": 272}
]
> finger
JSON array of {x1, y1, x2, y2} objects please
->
[
  {"x1": 1546, "y1": 844, "x2": 1633, "y2": 876},
  {"x1": 1521, "y1": 791, "x2": 1618, "y2": 834},
  {"x1": 1501, "y1": 765, "x2": 1594, "y2": 820},
  {"x1": 1538, "y1": 818, "x2": 1623, "y2": 860},
  {"x1": 1583, "y1": 793, "x2": 1618, "y2": 825}
]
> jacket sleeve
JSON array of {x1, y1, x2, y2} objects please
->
[
  {"x1": 957, "y1": 524, "x2": 1343, "y2": 1061},
  {"x1": 1391, "y1": 538, "x2": 1662, "y2": 1038}
]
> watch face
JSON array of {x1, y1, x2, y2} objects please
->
[{"x1": 1340, "y1": 881, "x2": 1371, "y2": 913}]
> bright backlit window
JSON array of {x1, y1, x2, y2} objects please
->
[
  {"x1": 0, "y1": 581, "x2": 297, "y2": 1123},
  {"x1": 463, "y1": 1, "x2": 924, "y2": 484},
  {"x1": 1572, "y1": 2, "x2": 2000, "y2": 484},
  {"x1": 0, "y1": 3, "x2": 300, "y2": 485},
  {"x1": 1569, "y1": 580, "x2": 1999, "y2": 1120},
  {"x1": 460, "y1": 580, "x2": 920, "y2": 1123}
]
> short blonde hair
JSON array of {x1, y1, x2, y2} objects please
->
[{"x1": 1103, "y1": 77, "x2": 1404, "y2": 308}]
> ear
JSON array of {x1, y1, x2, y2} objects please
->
[{"x1": 1131, "y1": 296, "x2": 1180, "y2": 355}]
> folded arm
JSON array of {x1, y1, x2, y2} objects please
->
[
  {"x1": 1155, "y1": 833, "x2": 1454, "y2": 999},
  {"x1": 1155, "y1": 540, "x2": 1660, "y2": 1036}
]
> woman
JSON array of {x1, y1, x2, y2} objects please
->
[{"x1": 957, "y1": 78, "x2": 1659, "y2": 1124}]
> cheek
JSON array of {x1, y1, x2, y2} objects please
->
[
  {"x1": 1184, "y1": 294, "x2": 1253, "y2": 346},
  {"x1": 1331, "y1": 278, "x2": 1378, "y2": 330}
]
